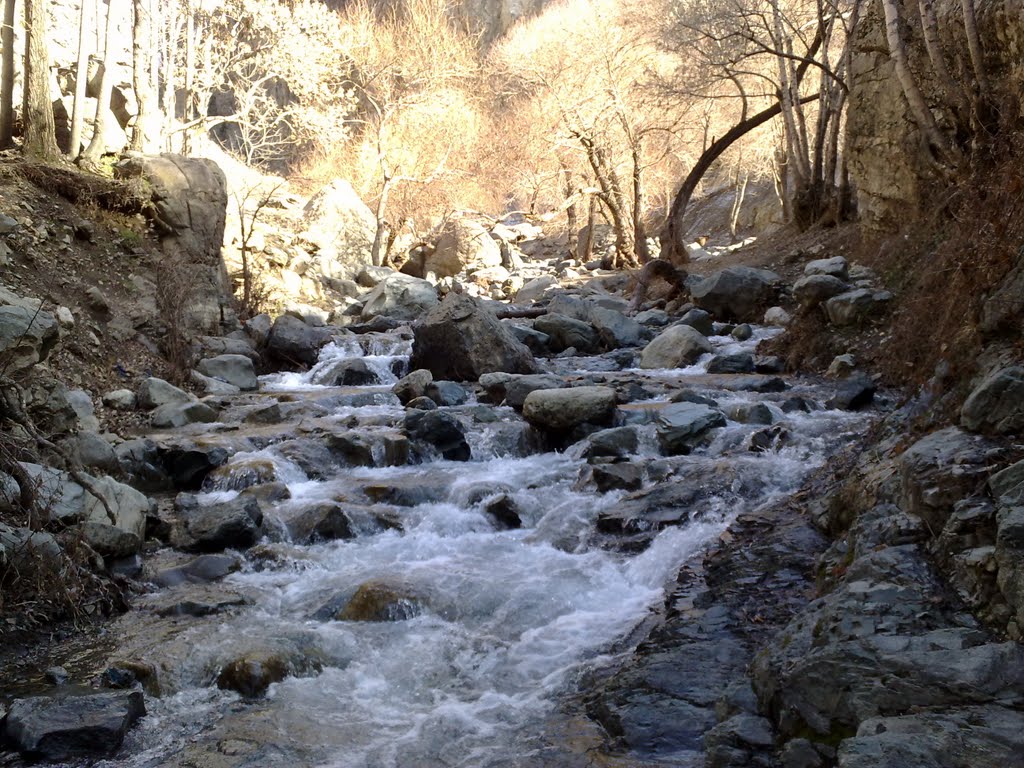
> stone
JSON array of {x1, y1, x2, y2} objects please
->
[
  {"x1": 0, "y1": 305, "x2": 59, "y2": 373},
  {"x1": 196, "y1": 354, "x2": 258, "y2": 391},
  {"x1": 522, "y1": 386, "x2": 617, "y2": 432},
  {"x1": 356, "y1": 264, "x2": 395, "y2": 288},
  {"x1": 690, "y1": 267, "x2": 782, "y2": 321},
  {"x1": 731, "y1": 323, "x2": 753, "y2": 341},
  {"x1": 483, "y1": 494, "x2": 522, "y2": 529},
  {"x1": 826, "y1": 374, "x2": 876, "y2": 410},
  {"x1": 640, "y1": 325, "x2": 713, "y2": 369},
  {"x1": 534, "y1": 313, "x2": 600, "y2": 354},
  {"x1": 216, "y1": 651, "x2": 293, "y2": 699},
  {"x1": 591, "y1": 463, "x2": 644, "y2": 493},
  {"x1": 727, "y1": 403, "x2": 774, "y2": 425},
  {"x1": 961, "y1": 367, "x2": 1024, "y2": 435},
  {"x1": 824, "y1": 289, "x2": 888, "y2": 326},
  {"x1": 191, "y1": 371, "x2": 241, "y2": 396},
  {"x1": 299, "y1": 179, "x2": 376, "y2": 266},
  {"x1": 76, "y1": 431, "x2": 118, "y2": 471},
  {"x1": 515, "y1": 275, "x2": 559, "y2": 303},
  {"x1": 102, "y1": 389, "x2": 136, "y2": 410},
  {"x1": 136, "y1": 377, "x2": 192, "y2": 410},
  {"x1": 426, "y1": 380, "x2": 469, "y2": 407},
  {"x1": 195, "y1": 335, "x2": 259, "y2": 360},
  {"x1": 481, "y1": 373, "x2": 564, "y2": 408},
  {"x1": 588, "y1": 306, "x2": 646, "y2": 349},
  {"x1": 151, "y1": 401, "x2": 219, "y2": 429},
  {"x1": 315, "y1": 358, "x2": 378, "y2": 386},
  {"x1": 244, "y1": 313, "x2": 273, "y2": 346},
  {"x1": 827, "y1": 354, "x2": 857, "y2": 378},
  {"x1": 635, "y1": 309, "x2": 670, "y2": 326},
  {"x1": 804, "y1": 256, "x2": 849, "y2": 280},
  {"x1": 286, "y1": 503, "x2": 354, "y2": 545},
  {"x1": 707, "y1": 353, "x2": 755, "y2": 374},
  {"x1": 2, "y1": 690, "x2": 145, "y2": 761},
  {"x1": 151, "y1": 554, "x2": 242, "y2": 587},
  {"x1": 393, "y1": 369, "x2": 433, "y2": 405},
  {"x1": 793, "y1": 274, "x2": 849, "y2": 309},
  {"x1": 409, "y1": 293, "x2": 536, "y2": 381},
  {"x1": 656, "y1": 402, "x2": 727, "y2": 454},
  {"x1": 427, "y1": 218, "x2": 503, "y2": 277},
  {"x1": 764, "y1": 306, "x2": 792, "y2": 326},
  {"x1": 679, "y1": 308, "x2": 715, "y2": 336},
  {"x1": 359, "y1": 273, "x2": 439, "y2": 322},
  {"x1": 990, "y1": 461, "x2": 1024, "y2": 504},
  {"x1": 404, "y1": 410, "x2": 471, "y2": 461},
  {"x1": 336, "y1": 579, "x2": 428, "y2": 621},
  {"x1": 506, "y1": 323, "x2": 550, "y2": 354},
  {"x1": 581, "y1": 427, "x2": 639, "y2": 460},
  {"x1": 265, "y1": 314, "x2": 336, "y2": 368},
  {"x1": 173, "y1": 494, "x2": 264, "y2": 552},
  {"x1": 66, "y1": 390, "x2": 99, "y2": 432}
]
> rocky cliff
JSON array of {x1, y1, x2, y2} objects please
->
[{"x1": 847, "y1": 0, "x2": 1024, "y2": 231}]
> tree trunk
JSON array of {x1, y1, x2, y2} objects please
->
[
  {"x1": 560, "y1": 163, "x2": 578, "y2": 259},
  {"x1": 961, "y1": 0, "x2": 988, "y2": 96},
  {"x1": 0, "y1": 0, "x2": 16, "y2": 147},
  {"x1": 182, "y1": 7, "x2": 194, "y2": 155},
  {"x1": 370, "y1": 177, "x2": 393, "y2": 268},
  {"x1": 880, "y1": 0, "x2": 957, "y2": 165},
  {"x1": 130, "y1": 0, "x2": 153, "y2": 151},
  {"x1": 23, "y1": 0, "x2": 61, "y2": 160},
  {"x1": 631, "y1": 145, "x2": 650, "y2": 265},
  {"x1": 69, "y1": 0, "x2": 90, "y2": 158},
  {"x1": 79, "y1": 0, "x2": 118, "y2": 168},
  {"x1": 917, "y1": 0, "x2": 968, "y2": 117}
]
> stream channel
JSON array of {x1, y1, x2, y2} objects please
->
[{"x1": 25, "y1": 324, "x2": 871, "y2": 767}]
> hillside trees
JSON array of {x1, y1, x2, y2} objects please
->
[{"x1": 23, "y1": 0, "x2": 61, "y2": 160}]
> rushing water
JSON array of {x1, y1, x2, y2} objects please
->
[{"x1": 42, "y1": 326, "x2": 870, "y2": 768}]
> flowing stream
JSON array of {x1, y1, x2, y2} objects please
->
[{"x1": 45, "y1": 327, "x2": 870, "y2": 768}]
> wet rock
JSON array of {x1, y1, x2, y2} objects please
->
[
  {"x1": 426, "y1": 380, "x2": 469, "y2": 406},
  {"x1": 805, "y1": 256, "x2": 849, "y2": 280},
  {"x1": 136, "y1": 377, "x2": 191, "y2": 410},
  {"x1": 534, "y1": 313, "x2": 601, "y2": 354},
  {"x1": 317, "y1": 357, "x2": 378, "y2": 386},
  {"x1": 404, "y1": 410, "x2": 471, "y2": 461},
  {"x1": 703, "y1": 714, "x2": 775, "y2": 768},
  {"x1": 826, "y1": 374, "x2": 876, "y2": 410},
  {"x1": 679, "y1": 308, "x2": 715, "y2": 336},
  {"x1": 151, "y1": 400, "x2": 219, "y2": 428},
  {"x1": 656, "y1": 403, "x2": 726, "y2": 455},
  {"x1": 0, "y1": 304, "x2": 59, "y2": 373},
  {"x1": 406, "y1": 395, "x2": 437, "y2": 410},
  {"x1": 151, "y1": 553, "x2": 242, "y2": 587},
  {"x1": 640, "y1": 325, "x2": 713, "y2": 369},
  {"x1": 589, "y1": 306, "x2": 646, "y2": 349},
  {"x1": 151, "y1": 587, "x2": 252, "y2": 617},
  {"x1": 793, "y1": 274, "x2": 849, "y2": 309},
  {"x1": 824, "y1": 289, "x2": 889, "y2": 326},
  {"x1": 899, "y1": 427, "x2": 994, "y2": 533},
  {"x1": 483, "y1": 494, "x2": 522, "y2": 529},
  {"x1": 729, "y1": 375, "x2": 789, "y2": 393},
  {"x1": 2, "y1": 690, "x2": 145, "y2": 761},
  {"x1": 727, "y1": 403, "x2": 774, "y2": 425},
  {"x1": 196, "y1": 354, "x2": 258, "y2": 391},
  {"x1": 173, "y1": 494, "x2": 264, "y2": 552},
  {"x1": 216, "y1": 651, "x2": 293, "y2": 699},
  {"x1": 244, "y1": 402, "x2": 282, "y2": 424},
  {"x1": 479, "y1": 372, "x2": 563, "y2": 408},
  {"x1": 409, "y1": 293, "x2": 536, "y2": 381},
  {"x1": 670, "y1": 390, "x2": 720, "y2": 407},
  {"x1": 991, "y1": 460, "x2": 1024, "y2": 504},
  {"x1": 591, "y1": 462, "x2": 644, "y2": 493},
  {"x1": 522, "y1": 386, "x2": 617, "y2": 432},
  {"x1": 191, "y1": 371, "x2": 240, "y2": 396},
  {"x1": 336, "y1": 579, "x2": 427, "y2": 621},
  {"x1": 360, "y1": 273, "x2": 439, "y2": 321},
  {"x1": 690, "y1": 267, "x2": 782, "y2": 322},
  {"x1": 158, "y1": 445, "x2": 228, "y2": 490},
  {"x1": 731, "y1": 323, "x2": 753, "y2": 341},
  {"x1": 960, "y1": 366, "x2": 1024, "y2": 435},
  {"x1": 286, "y1": 503, "x2": 354, "y2": 544},
  {"x1": 265, "y1": 315, "x2": 337, "y2": 368},
  {"x1": 326, "y1": 432, "x2": 376, "y2": 466},
  {"x1": 707, "y1": 352, "x2": 755, "y2": 374},
  {"x1": 393, "y1": 369, "x2": 433, "y2": 405},
  {"x1": 581, "y1": 426, "x2": 639, "y2": 460}
]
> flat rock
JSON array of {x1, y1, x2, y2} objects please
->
[{"x1": 522, "y1": 386, "x2": 617, "y2": 432}]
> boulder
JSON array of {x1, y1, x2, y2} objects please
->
[
  {"x1": 960, "y1": 366, "x2": 1024, "y2": 435},
  {"x1": 216, "y1": 649, "x2": 301, "y2": 698},
  {"x1": 588, "y1": 306, "x2": 646, "y2": 349},
  {"x1": 392, "y1": 369, "x2": 433, "y2": 405},
  {"x1": 336, "y1": 579, "x2": 428, "y2": 621},
  {"x1": 286, "y1": 503, "x2": 354, "y2": 545},
  {"x1": 824, "y1": 289, "x2": 890, "y2": 326},
  {"x1": 690, "y1": 267, "x2": 782, "y2": 321},
  {"x1": 804, "y1": 256, "x2": 849, "y2": 280},
  {"x1": 679, "y1": 308, "x2": 715, "y2": 336},
  {"x1": 404, "y1": 410, "x2": 471, "y2": 461},
  {"x1": 66, "y1": 390, "x2": 99, "y2": 432},
  {"x1": 522, "y1": 386, "x2": 617, "y2": 432},
  {"x1": 793, "y1": 275, "x2": 849, "y2": 309},
  {"x1": 359, "y1": 273, "x2": 439, "y2": 322},
  {"x1": 102, "y1": 389, "x2": 136, "y2": 410},
  {"x1": 299, "y1": 179, "x2": 376, "y2": 266},
  {"x1": 990, "y1": 460, "x2": 1024, "y2": 505},
  {"x1": 136, "y1": 377, "x2": 192, "y2": 410},
  {"x1": 265, "y1": 315, "x2": 336, "y2": 368},
  {"x1": 426, "y1": 380, "x2": 469, "y2": 406},
  {"x1": 315, "y1": 358, "x2": 379, "y2": 386},
  {"x1": 151, "y1": 401, "x2": 219, "y2": 429},
  {"x1": 427, "y1": 218, "x2": 502, "y2": 277},
  {"x1": 191, "y1": 371, "x2": 240, "y2": 396},
  {"x1": 515, "y1": 276, "x2": 559, "y2": 303},
  {"x1": 0, "y1": 305, "x2": 60, "y2": 373},
  {"x1": 151, "y1": 553, "x2": 241, "y2": 588},
  {"x1": 196, "y1": 354, "x2": 258, "y2": 391},
  {"x1": 640, "y1": 325, "x2": 713, "y2": 369},
  {"x1": 2, "y1": 691, "x2": 145, "y2": 761},
  {"x1": 408, "y1": 293, "x2": 536, "y2": 381},
  {"x1": 707, "y1": 353, "x2": 755, "y2": 374},
  {"x1": 656, "y1": 402, "x2": 727, "y2": 454},
  {"x1": 75, "y1": 431, "x2": 118, "y2": 471},
  {"x1": 764, "y1": 307, "x2": 792, "y2": 326},
  {"x1": 173, "y1": 494, "x2": 264, "y2": 552},
  {"x1": 534, "y1": 313, "x2": 600, "y2": 354},
  {"x1": 826, "y1": 374, "x2": 876, "y2": 411}
]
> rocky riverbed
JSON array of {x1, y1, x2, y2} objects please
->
[{"x1": 2, "y1": 250, "x2": 1023, "y2": 768}]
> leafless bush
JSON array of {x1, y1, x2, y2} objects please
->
[{"x1": 154, "y1": 252, "x2": 195, "y2": 385}]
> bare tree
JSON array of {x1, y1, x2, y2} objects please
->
[
  {"x1": 130, "y1": 0, "x2": 155, "y2": 151},
  {"x1": 78, "y1": 0, "x2": 120, "y2": 169},
  {"x1": 68, "y1": 0, "x2": 92, "y2": 159},
  {"x1": 23, "y1": 0, "x2": 61, "y2": 160},
  {"x1": 0, "y1": 0, "x2": 16, "y2": 148}
]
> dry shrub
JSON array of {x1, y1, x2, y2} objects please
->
[
  {"x1": 861, "y1": 130, "x2": 1024, "y2": 391},
  {"x1": 154, "y1": 253, "x2": 195, "y2": 385}
]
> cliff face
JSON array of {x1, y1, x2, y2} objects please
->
[
  {"x1": 452, "y1": 0, "x2": 552, "y2": 42},
  {"x1": 847, "y1": 0, "x2": 1024, "y2": 231}
]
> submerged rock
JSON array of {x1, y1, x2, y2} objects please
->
[
  {"x1": 522, "y1": 386, "x2": 617, "y2": 432},
  {"x1": 656, "y1": 402, "x2": 727, "y2": 455},
  {"x1": 335, "y1": 580, "x2": 428, "y2": 622}
]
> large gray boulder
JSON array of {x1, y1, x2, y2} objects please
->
[
  {"x1": 196, "y1": 354, "x2": 258, "y2": 391},
  {"x1": 136, "y1": 377, "x2": 192, "y2": 410},
  {"x1": 534, "y1": 313, "x2": 600, "y2": 354},
  {"x1": 824, "y1": 289, "x2": 891, "y2": 326},
  {"x1": 588, "y1": 306, "x2": 646, "y2": 349},
  {"x1": 426, "y1": 218, "x2": 502, "y2": 277},
  {"x1": 0, "y1": 305, "x2": 59, "y2": 373},
  {"x1": 151, "y1": 401, "x2": 219, "y2": 429},
  {"x1": 299, "y1": 179, "x2": 376, "y2": 266},
  {"x1": 2, "y1": 690, "x2": 146, "y2": 762},
  {"x1": 359, "y1": 273, "x2": 439, "y2": 321},
  {"x1": 961, "y1": 366, "x2": 1024, "y2": 435},
  {"x1": 639, "y1": 325, "x2": 713, "y2": 369},
  {"x1": 265, "y1": 314, "x2": 336, "y2": 368},
  {"x1": 655, "y1": 402, "x2": 726, "y2": 454},
  {"x1": 409, "y1": 293, "x2": 536, "y2": 381},
  {"x1": 793, "y1": 274, "x2": 849, "y2": 309},
  {"x1": 804, "y1": 256, "x2": 849, "y2": 280},
  {"x1": 522, "y1": 386, "x2": 617, "y2": 431},
  {"x1": 690, "y1": 267, "x2": 782, "y2": 321},
  {"x1": 173, "y1": 494, "x2": 264, "y2": 552}
]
